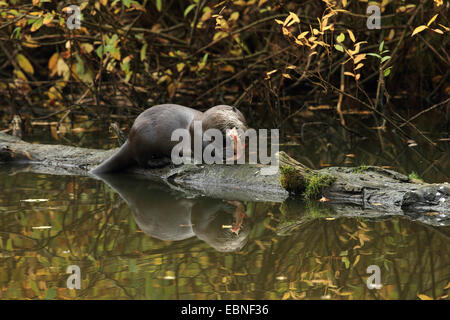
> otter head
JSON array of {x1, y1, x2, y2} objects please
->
[{"x1": 201, "y1": 105, "x2": 248, "y2": 161}]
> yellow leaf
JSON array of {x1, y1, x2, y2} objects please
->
[
  {"x1": 265, "y1": 69, "x2": 277, "y2": 80},
  {"x1": 23, "y1": 35, "x2": 40, "y2": 48},
  {"x1": 297, "y1": 31, "x2": 309, "y2": 39},
  {"x1": 438, "y1": 24, "x2": 449, "y2": 31},
  {"x1": 355, "y1": 63, "x2": 364, "y2": 70},
  {"x1": 344, "y1": 71, "x2": 355, "y2": 77},
  {"x1": 176, "y1": 63, "x2": 185, "y2": 72},
  {"x1": 411, "y1": 25, "x2": 427, "y2": 37},
  {"x1": 348, "y1": 42, "x2": 362, "y2": 55},
  {"x1": 354, "y1": 54, "x2": 366, "y2": 64},
  {"x1": 427, "y1": 14, "x2": 438, "y2": 27},
  {"x1": 288, "y1": 12, "x2": 300, "y2": 23},
  {"x1": 387, "y1": 29, "x2": 395, "y2": 41},
  {"x1": 418, "y1": 294, "x2": 433, "y2": 300},
  {"x1": 167, "y1": 82, "x2": 176, "y2": 98},
  {"x1": 17, "y1": 54, "x2": 34, "y2": 75},
  {"x1": 80, "y1": 43, "x2": 94, "y2": 53},
  {"x1": 43, "y1": 14, "x2": 54, "y2": 25},
  {"x1": 122, "y1": 55, "x2": 132, "y2": 64},
  {"x1": 432, "y1": 29, "x2": 444, "y2": 34},
  {"x1": 48, "y1": 52, "x2": 59, "y2": 75},
  {"x1": 14, "y1": 69, "x2": 27, "y2": 81},
  {"x1": 56, "y1": 58, "x2": 69, "y2": 77},
  {"x1": 352, "y1": 255, "x2": 360, "y2": 267},
  {"x1": 229, "y1": 12, "x2": 239, "y2": 22},
  {"x1": 347, "y1": 29, "x2": 356, "y2": 42},
  {"x1": 258, "y1": 0, "x2": 268, "y2": 6},
  {"x1": 219, "y1": 65, "x2": 235, "y2": 73},
  {"x1": 324, "y1": 24, "x2": 334, "y2": 31}
]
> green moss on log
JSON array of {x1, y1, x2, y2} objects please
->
[
  {"x1": 279, "y1": 165, "x2": 307, "y2": 194},
  {"x1": 353, "y1": 164, "x2": 368, "y2": 174},
  {"x1": 280, "y1": 164, "x2": 335, "y2": 198},
  {"x1": 304, "y1": 173, "x2": 335, "y2": 199},
  {"x1": 408, "y1": 171, "x2": 424, "y2": 183}
]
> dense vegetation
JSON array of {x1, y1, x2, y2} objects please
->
[{"x1": 0, "y1": 0, "x2": 448, "y2": 131}]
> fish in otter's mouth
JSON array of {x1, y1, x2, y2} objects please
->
[{"x1": 225, "y1": 127, "x2": 246, "y2": 161}]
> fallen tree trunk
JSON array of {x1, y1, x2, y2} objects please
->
[{"x1": 0, "y1": 132, "x2": 448, "y2": 226}]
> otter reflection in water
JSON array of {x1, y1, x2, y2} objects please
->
[{"x1": 96, "y1": 173, "x2": 250, "y2": 252}]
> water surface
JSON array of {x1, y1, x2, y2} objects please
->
[
  {"x1": 0, "y1": 111, "x2": 448, "y2": 300},
  {"x1": 0, "y1": 168, "x2": 448, "y2": 299}
]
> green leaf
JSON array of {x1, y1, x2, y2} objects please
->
[
  {"x1": 27, "y1": 18, "x2": 38, "y2": 25},
  {"x1": 44, "y1": 287, "x2": 57, "y2": 300},
  {"x1": 6, "y1": 238, "x2": 12, "y2": 250},
  {"x1": 367, "y1": 52, "x2": 382, "y2": 59},
  {"x1": 384, "y1": 260, "x2": 390, "y2": 271},
  {"x1": 336, "y1": 33, "x2": 345, "y2": 43},
  {"x1": 156, "y1": 0, "x2": 162, "y2": 12},
  {"x1": 339, "y1": 250, "x2": 348, "y2": 256},
  {"x1": 184, "y1": 4, "x2": 196, "y2": 17},
  {"x1": 30, "y1": 280, "x2": 40, "y2": 296},
  {"x1": 12, "y1": 27, "x2": 21, "y2": 39},
  {"x1": 140, "y1": 43, "x2": 147, "y2": 61},
  {"x1": 381, "y1": 56, "x2": 391, "y2": 63},
  {"x1": 379, "y1": 40, "x2": 384, "y2": 53},
  {"x1": 124, "y1": 70, "x2": 132, "y2": 82},
  {"x1": 76, "y1": 55, "x2": 84, "y2": 75},
  {"x1": 384, "y1": 67, "x2": 392, "y2": 77},
  {"x1": 342, "y1": 256, "x2": 350, "y2": 269},
  {"x1": 202, "y1": 53, "x2": 209, "y2": 64},
  {"x1": 334, "y1": 44, "x2": 344, "y2": 52},
  {"x1": 96, "y1": 45, "x2": 104, "y2": 58},
  {"x1": 30, "y1": 17, "x2": 43, "y2": 32}
]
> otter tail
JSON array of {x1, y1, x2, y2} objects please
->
[{"x1": 91, "y1": 140, "x2": 136, "y2": 174}]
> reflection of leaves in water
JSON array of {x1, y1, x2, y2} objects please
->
[{"x1": 0, "y1": 173, "x2": 449, "y2": 300}]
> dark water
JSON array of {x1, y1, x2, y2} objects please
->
[{"x1": 0, "y1": 112, "x2": 449, "y2": 300}]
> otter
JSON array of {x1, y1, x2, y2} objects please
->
[{"x1": 91, "y1": 104, "x2": 247, "y2": 174}]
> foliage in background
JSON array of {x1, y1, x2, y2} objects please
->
[{"x1": 0, "y1": 0, "x2": 448, "y2": 134}]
